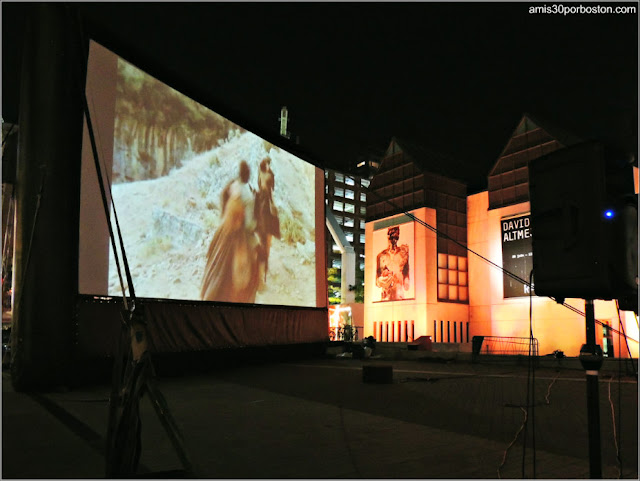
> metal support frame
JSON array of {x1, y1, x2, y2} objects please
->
[{"x1": 579, "y1": 299, "x2": 603, "y2": 479}]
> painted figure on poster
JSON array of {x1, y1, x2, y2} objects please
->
[{"x1": 375, "y1": 225, "x2": 410, "y2": 300}]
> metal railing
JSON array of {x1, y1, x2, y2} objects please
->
[
  {"x1": 472, "y1": 335, "x2": 538, "y2": 360},
  {"x1": 329, "y1": 325, "x2": 362, "y2": 342}
]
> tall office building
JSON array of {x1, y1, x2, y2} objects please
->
[{"x1": 324, "y1": 158, "x2": 379, "y2": 304}]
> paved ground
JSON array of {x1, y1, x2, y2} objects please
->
[{"x1": 2, "y1": 354, "x2": 638, "y2": 478}]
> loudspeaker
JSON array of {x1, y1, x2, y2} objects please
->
[{"x1": 529, "y1": 141, "x2": 637, "y2": 301}]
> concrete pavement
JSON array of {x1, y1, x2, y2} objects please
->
[{"x1": 2, "y1": 352, "x2": 638, "y2": 478}]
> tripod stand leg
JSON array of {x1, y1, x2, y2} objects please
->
[{"x1": 144, "y1": 376, "x2": 195, "y2": 477}]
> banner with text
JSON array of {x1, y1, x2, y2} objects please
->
[{"x1": 501, "y1": 213, "x2": 534, "y2": 298}]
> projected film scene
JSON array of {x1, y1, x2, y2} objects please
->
[
  {"x1": 104, "y1": 55, "x2": 318, "y2": 307},
  {"x1": 372, "y1": 221, "x2": 415, "y2": 302}
]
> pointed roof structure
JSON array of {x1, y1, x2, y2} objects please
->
[
  {"x1": 368, "y1": 137, "x2": 468, "y2": 258},
  {"x1": 487, "y1": 113, "x2": 584, "y2": 210},
  {"x1": 387, "y1": 137, "x2": 471, "y2": 184}
]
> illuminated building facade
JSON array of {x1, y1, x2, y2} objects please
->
[{"x1": 364, "y1": 116, "x2": 639, "y2": 357}]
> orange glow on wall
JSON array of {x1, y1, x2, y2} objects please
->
[
  {"x1": 362, "y1": 193, "x2": 638, "y2": 358},
  {"x1": 467, "y1": 191, "x2": 638, "y2": 357},
  {"x1": 365, "y1": 208, "x2": 469, "y2": 343}
]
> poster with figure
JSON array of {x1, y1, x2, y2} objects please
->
[
  {"x1": 501, "y1": 213, "x2": 535, "y2": 298},
  {"x1": 372, "y1": 219, "x2": 415, "y2": 302}
]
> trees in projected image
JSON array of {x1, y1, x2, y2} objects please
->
[
  {"x1": 102, "y1": 55, "x2": 318, "y2": 307},
  {"x1": 113, "y1": 59, "x2": 237, "y2": 183}
]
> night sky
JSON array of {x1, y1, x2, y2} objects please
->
[{"x1": 2, "y1": 2, "x2": 638, "y2": 186}]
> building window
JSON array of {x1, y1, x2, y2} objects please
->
[
  {"x1": 345, "y1": 189, "x2": 355, "y2": 200},
  {"x1": 325, "y1": 185, "x2": 328, "y2": 194},
  {"x1": 359, "y1": 262, "x2": 365, "y2": 271},
  {"x1": 344, "y1": 203, "x2": 355, "y2": 214},
  {"x1": 360, "y1": 206, "x2": 366, "y2": 215},
  {"x1": 332, "y1": 243, "x2": 340, "y2": 252},
  {"x1": 359, "y1": 234, "x2": 365, "y2": 244},
  {"x1": 334, "y1": 187, "x2": 344, "y2": 197},
  {"x1": 360, "y1": 220, "x2": 365, "y2": 230},
  {"x1": 345, "y1": 176, "x2": 355, "y2": 186},
  {"x1": 437, "y1": 254, "x2": 468, "y2": 303},
  {"x1": 325, "y1": 170, "x2": 329, "y2": 179},
  {"x1": 345, "y1": 232, "x2": 354, "y2": 243},
  {"x1": 361, "y1": 179, "x2": 370, "y2": 188},
  {"x1": 360, "y1": 192, "x2": 366, "y2": 202},
  {"x1": 335, "y1": 215, "x2": 344, "y2": 225},
  {"x1": 331, "y1": 258, "x2": 342, "y2": 268},
  {"x1": 335, "y1": 173, "x2": 344, "y2": 183},
  {"x1": 333, "y1": 201, "x2": 344, "y2": 212},
  {"x1": 344, "y1": 217, "x2": 354, "y2": 227}
]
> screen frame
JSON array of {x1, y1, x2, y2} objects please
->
[{"x1": 79, "y1": 39, "x2": 327, "y2": 309}]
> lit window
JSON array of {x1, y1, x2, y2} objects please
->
[
  {"x1": 344, "y1": 217, "x2": 354, "y2": 227},
  {"x1": 334, "y1": 187, "x2": 344, "y2": 197},
  {"x1": 333, "y1": 201, "x2": 343, "y2": 211},
  {"x1": 360, "y1": 220, "x2": 365, "y2": 230},
  {"x1": 325, "y1": 185, "x2": 328, "y2": 194},
  {"x1": 344, "y1": 203, "x2": 355, "y2": 213},
  {"x1": 325, "y1": 170, "x2": 329, "y2": 178},
  {"x1": 359, "y1": 262, "x2": 365, "y2": 271},
  {"x1": 335, "y1": 215, "x2": 344, "y2": 225},
  {"x1": 332, "y1": 244, "x2": 340, "y2": 252},
  {"x1": 437, "y1": 254, "x2": 468, "y2": 304},
  {"x1": 346, "y1": 232, "x2": 354, "y2": 242},
  {"x1": 360, "y1": 234, "x2": 365, "y2": 244},
  {"x1": 335, "y1": 173, "x2": 344, "y2": 183},
  {"x1": 345, "y1": 189, "x2": 355, "y2": 200},
  {"x1": 360, "y1": 192, "x2": 366, "y2": 202},
  {"x1": 361, "y1": 179, "x2": 370, "y2": 188},
  {"x1": 360, "y1": 206, "x2": 366, "y2": 215},
  {"x1": 345, "y1": 176, "x2": 355, "y2": 186},
  {"x1": 332, "y1": 258, "x2": 342, "y2": 268},
  {"x1": 359, "y1": 253, "x2": 365, "y2": 258}
]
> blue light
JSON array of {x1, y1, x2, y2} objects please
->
[{"x1": 604, "y1": 210, "x2": 615, "y2": 219}]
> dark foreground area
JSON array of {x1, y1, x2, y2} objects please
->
[{"x1": 2, "y1": 353, "x2": 638, "y2": 478}]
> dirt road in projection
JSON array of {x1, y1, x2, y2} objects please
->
[{"x1": 107, "y1": 130, "x2": 318, "y2": 307}]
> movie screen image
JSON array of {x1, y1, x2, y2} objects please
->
[{"x1": 79, "y1": 41, "x2": 322, "y2": 308}]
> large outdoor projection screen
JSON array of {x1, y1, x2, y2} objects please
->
[{"x1": 79, "y1": 41, "x2": 325, "y2": 308}]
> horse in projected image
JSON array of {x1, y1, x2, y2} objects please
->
[
  {"x1": 254, "y1": 157, "x2": 281, "y2": 289},
  {"x1": 201, "y1": 157, "x2": 280, "y2": 304}
]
